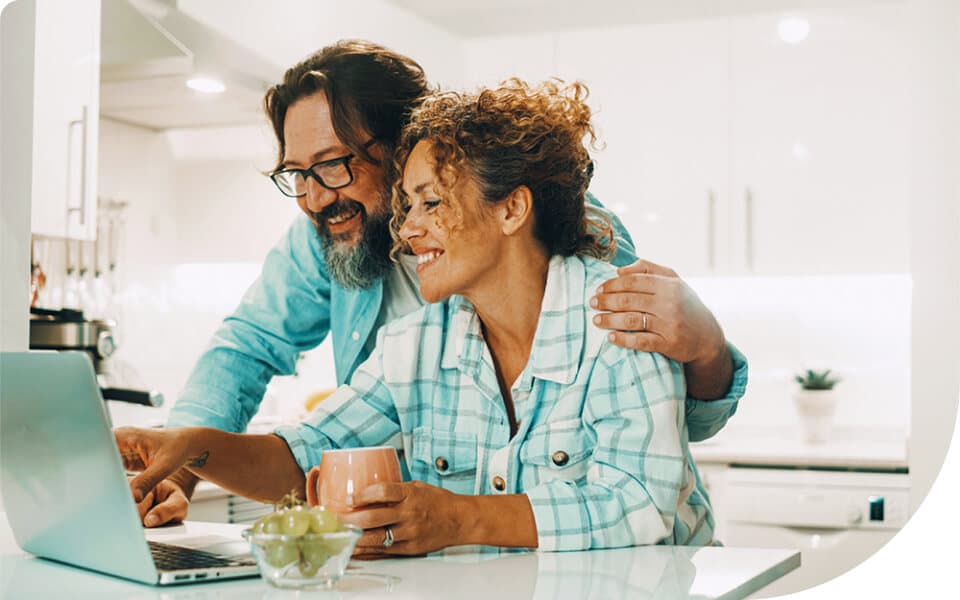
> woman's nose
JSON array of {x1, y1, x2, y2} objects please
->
[{"x1": 399, "y1": 207, "x2": 424, "y2": 241}]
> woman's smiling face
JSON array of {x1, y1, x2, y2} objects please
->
[{"x1": 398, "y1": 140, "x2": 504, "y2": 303}]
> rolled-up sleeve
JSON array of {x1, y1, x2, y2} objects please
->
[
  {"x1": 168, "y1": 216, "x2": 332, "y2": 432},
  {"x1": 685, "y1": 342, "x2": 748, "y2": 442},
  {"x1": 525, "y1": 346, "x2": 695, "y2": 551}
]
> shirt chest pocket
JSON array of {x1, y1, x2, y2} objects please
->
[
  {"x1": 409, "y1": 427, "x2": 478, "y2": 494},
  {"x1": 519, "y1": 422, "x2": 593, "y2": 486}
]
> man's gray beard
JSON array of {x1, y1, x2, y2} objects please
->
[{"x1": 319, "y1": 212, "x2": 393, "y2": 289}]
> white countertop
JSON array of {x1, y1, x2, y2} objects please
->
[
  {"x1": 0, "y1": 515, "x2": 799, "y2": 599},
  {"x1": 691, "y1": 426, "x2": 909, "y2": 470}
]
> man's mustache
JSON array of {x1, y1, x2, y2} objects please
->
[{"x1": 313, "y1": 200, "x2": 365, "y2": 224}]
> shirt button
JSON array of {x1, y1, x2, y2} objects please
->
[
  {"x1": 435, "y1": 456, "x2": 449, "y2": 472},
  {"x1": 492, "y1": 475, "x2": 506, "y2": 492},
  {"x1": 351, "y1": 331, "x2": 360, "y2": 341},
  {"x1": 552, "y1": 451, "x2": 570, "y2": 467}
]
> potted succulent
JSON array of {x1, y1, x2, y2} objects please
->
[{"x1": 793, "y1": 369, "x2": 841, "y2": 443}]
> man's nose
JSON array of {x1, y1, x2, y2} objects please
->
[{"x1": 303, "y1": 177, "x2": 338, "y2": 214}]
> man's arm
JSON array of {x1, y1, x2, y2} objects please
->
[
  {"x1": 586, "y1": 194, "x2": 745, "y2": 442},
  {"x1": 167, "y1": 215, "x2": 332, "y2": 433},
  {"x1": 586, "y1": 194, "x2": 736, "y2": 400},
  {"x1": 141, "y1": 216, "x2": 333, "y2": 525}
]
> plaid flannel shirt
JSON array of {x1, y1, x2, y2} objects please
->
[{"x1": 276, "y1": 255, "x2": 718, "y2": 551}]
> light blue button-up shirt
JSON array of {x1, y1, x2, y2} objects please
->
[
  {"x1": 276, "y1": 255, "x2": 720, "y2": 550},
  {"x1": 168, "y1": 196, "x2": 746, "y2": 441}
]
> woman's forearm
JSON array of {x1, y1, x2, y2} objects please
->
[
  {"x1": 180, "y1": 427, "x2": 306, "y2": 504},
  {"x1": 459, "y1": 494, "x2": 539, "y2": 548}
]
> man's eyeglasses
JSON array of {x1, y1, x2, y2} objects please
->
[{"x1": 270, "y1": 139, "x2": 376, "y2": 198}]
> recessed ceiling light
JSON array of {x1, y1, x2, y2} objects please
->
[
  {"x1": 778, "y1": 16, "x2": 810, "y2": 44},
  {"x1": 186, "y1": 77, "x2": 226, "y2": 94}
]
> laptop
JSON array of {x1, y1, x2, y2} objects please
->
[{"x1": 0, "y1": 351, "x2": 260, "y2": 585}]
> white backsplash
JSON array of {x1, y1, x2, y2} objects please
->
[
  {"x1": 110, "y1": 256, "x2": 911, "y2": 436},
  {"x1": 688, "y1": 273, "x2": 912, "y2": 436}
]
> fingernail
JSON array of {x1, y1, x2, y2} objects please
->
[
  {"x1": 608, "y1": 333, "x2": 616, "y2": 342},
  {"x1": 596, "y1": 285, "x2": 604, "y2": 294},
  {"x1": 145, "y1": 515, "x2": 158, "y2": 526},
  {"x1": 593, "y1": 315, "x2": 601, "y2": 325},
  {"x1": 133, "y1": 489, "x2": 143, "y2": 502},
  {"x1": 590, "y1": 297, "x2": 598, "y2": 308}
]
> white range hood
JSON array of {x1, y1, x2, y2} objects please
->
[{"x1": 100, "y1": 0, "x2": 281, "y2": 130}]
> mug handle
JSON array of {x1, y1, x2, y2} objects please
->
[{"x1": 305, "y1": 465, "x2": 321, "y2": 507}]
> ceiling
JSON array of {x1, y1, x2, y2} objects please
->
[{"x1": 385, "y1": 0, "x2": 896, "y2": 37}]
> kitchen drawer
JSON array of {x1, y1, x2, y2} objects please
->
[{"x1": 724, "y1": 468, "x2": 910, "y2": 530}]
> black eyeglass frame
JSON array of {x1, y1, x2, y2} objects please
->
[{"x1": 270, "y1": 139, "x2": 376, "y2": 198}]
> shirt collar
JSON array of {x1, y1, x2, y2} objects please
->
[{"x1": 440, "y1": 255, "x2": 586, "y2": 386}]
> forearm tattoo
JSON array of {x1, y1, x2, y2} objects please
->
[{"x1": 187, "y1": 450, "x2": 210, "y2": 468}]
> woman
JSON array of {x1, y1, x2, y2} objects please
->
[{"x1": 116, "y1": 80, "x2": 714, "y2": 555}]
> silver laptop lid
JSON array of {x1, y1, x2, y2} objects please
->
[{"x1": 1, "y1": 351, "x2": 158, "y2": 584}]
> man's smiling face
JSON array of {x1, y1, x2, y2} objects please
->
[{"x1": 281, "y1": 93, "x2": 392, "y2": 288}]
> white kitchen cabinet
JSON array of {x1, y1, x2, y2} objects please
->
[
  {"x1": 554, "y1": 21, "x2": 730, "y2": 277},
  {"x1": 727, "y1": 6, "x2": 912, "y2": 275},
  {"x1": 30, "y1": 0, "x2": 100, "y2": 241},
  {"x1": 467, "y1": 3, "x2": 913, "y2": 276}
]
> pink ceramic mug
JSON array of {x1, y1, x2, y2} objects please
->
[{"x1": 306, "y1": 446, "x2": 403, "y2": 513}]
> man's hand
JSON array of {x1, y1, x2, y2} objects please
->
[
  {"x1": 338, "y1": 481, "x2": 462, "y2": 558},
  {"x1": 591, "y1": 259, "x2": 725, "y2": 362},
  {"x1": 115, "y1": 427, "x2": 197, "y2": 507},
  {"x1": 137, "y1": 478, "x2": 191, "y2": 527},
  {"x1": 591, "y1": 259, "x2": 733, "y2": 400}
]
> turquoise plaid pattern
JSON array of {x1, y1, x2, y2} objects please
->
[{"x1": 276, "y1": 255, "x2": 717, "y2": 551}]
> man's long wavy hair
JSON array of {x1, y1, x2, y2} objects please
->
[
  {"x1": 388, "y1": 79, "x2": 614, "y2": 261},
  {"x1": 263, "y1": 40, "x2": 429, "y2": 172}
]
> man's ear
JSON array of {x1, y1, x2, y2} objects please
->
[{"x1": 500, "y1": 185, "x2": 534, "y2": 236}]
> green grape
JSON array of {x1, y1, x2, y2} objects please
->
[
  {"x1": 298, "y1": 559, "x2": 320, "y2": 577},
  {"x1": 264, "y1": 540, "x2": 299, "y2": 568},
  {"x1": 300, "y1": 537, "x2": 331, "y2": 569},
  {"x1": 251, "y1": 515, "x2": 267, "y2": 534},
  {"x1": 281, "y1": 506, "x2": 311, "y2": 536},
  {"x1": 261, "y1": 513, "x2": 284, "y2": 534},
  {"x1": 308, "y1": 507, "x2": 341, "y2": 534},
  {"x1": 322, "y1": 534, "x2": 352, "y2": 555}
]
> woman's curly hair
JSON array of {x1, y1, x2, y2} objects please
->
[{"x1": 388, "y1": 79, "x2": 614, "y2": 261}]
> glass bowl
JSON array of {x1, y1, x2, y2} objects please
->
[{"x1": 242, "y1": 525, "x2": 363, "y2": 590}]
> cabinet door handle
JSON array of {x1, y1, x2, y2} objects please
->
[
  {"x1": 707, "y1": 190, "x2": 716, "y2": 270},
  {"x1": 744, "y1": 187, "x2": 754, "y2": 271},
  {"x1": 77, "y1": 105, "x2": 89, "y2": 226},
  {"x1": 65, "y1": 105, "x2": 89, "y2": 229}
]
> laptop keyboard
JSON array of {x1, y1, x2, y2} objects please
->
[{"x1": 148, "y1": 541, "x2": 256, "y2": 571}]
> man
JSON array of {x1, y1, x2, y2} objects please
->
[{"x1": 135, "y1": 40, "x2": 746, "y2": 527}]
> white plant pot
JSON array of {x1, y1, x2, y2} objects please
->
[{"x1": 793, "y1": 389, "x2": 838, "y2": 444}]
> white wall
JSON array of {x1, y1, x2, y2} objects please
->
[
  {"x1": 173, "y1": 159, "x2": 298, "y2": 263},
  {"x1": 907, "y1": 0, "x2": 960, "y2": 510}
]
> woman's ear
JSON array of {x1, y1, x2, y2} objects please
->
[{"x1": 500, "y1": 185, "x2": 534, "y2": 236}]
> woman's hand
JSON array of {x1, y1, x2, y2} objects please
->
[
  {"x1": 114, "y1": 427, "x2": 199, "y2": 505},
  {"x1": 337, "y1": 481, "x2": 465, "y2": 558},
  {"x1": 590, "y1": 259, "x2": 725, "y2": 363}
]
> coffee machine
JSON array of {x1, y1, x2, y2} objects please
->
[{"x1": 29, "y1": 307, "x2": 163, "y2": 407}]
